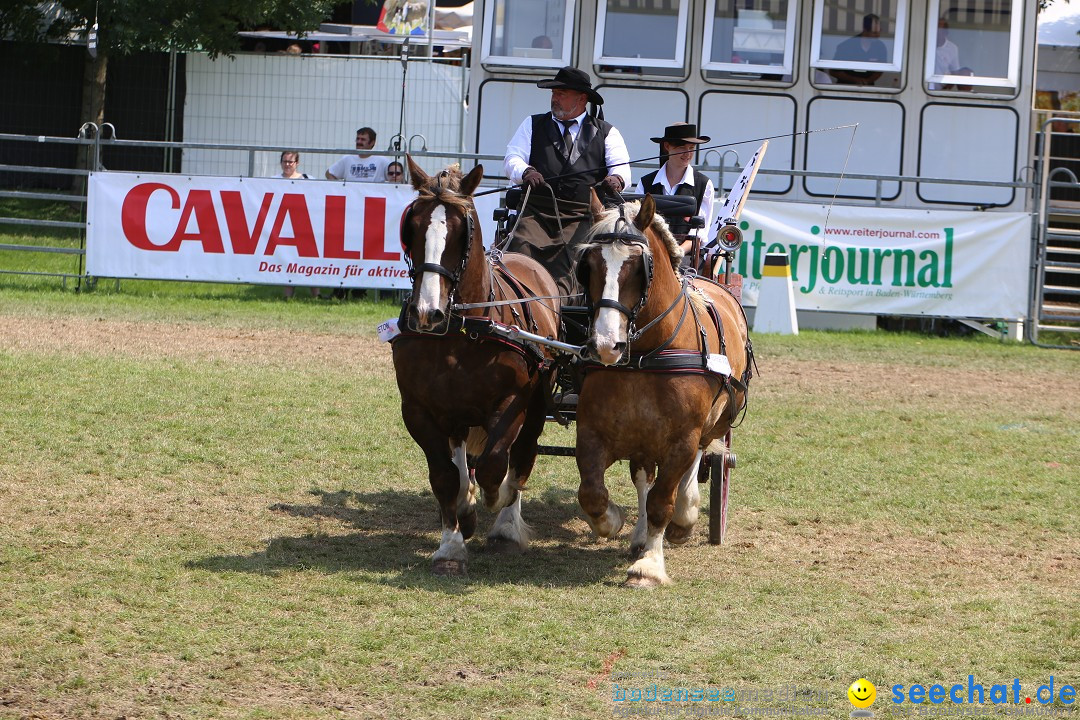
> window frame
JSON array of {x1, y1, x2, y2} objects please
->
[
  {"x1": 479, "y1": 0, "x2": 577, "y2": 69},
  {"x1": 924, "y1": 0, "x2": 1023, "y2": 91},
  {"x1": 593, "y1": 0, "x2": 690, "y2": 71},
  {"x1": 700, "y1": 1, "x2": 798, "y2": 78},
  {"x1": 809, "y1": 0, "x2": 909, "y2": 76}
]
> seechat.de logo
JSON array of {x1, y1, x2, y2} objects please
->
[{"x1": 890, "y1": 676, "x2": 1076, "y2": 706}]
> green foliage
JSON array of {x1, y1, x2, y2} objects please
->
[{"x1": 0, "y1": 0, "x2": 340, "y2": 58}]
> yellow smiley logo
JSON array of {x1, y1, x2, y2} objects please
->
[{"x1": 848, "y1": 678, "x2": 876, "y2": 709}]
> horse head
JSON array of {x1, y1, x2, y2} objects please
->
[
  {"x1": 401, "y1": 155, "x2": 485, "y2": 332},
  {"x1": 578, "y1": 192, "x2": 681, "y2": 365}
]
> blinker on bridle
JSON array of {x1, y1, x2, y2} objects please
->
[
  {"x1": 588, "y1": 205, "x2": 654, "y2": 326},
  {"x1": 400, "y1": 194, "x2": 476, "y2": 294}
]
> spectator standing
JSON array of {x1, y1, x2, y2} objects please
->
[
  {"x1": 385, "y1": 161, "x2": 405, "y2": 183},
  {"x1": 930, "y1": 18, "x2": 962, "y2": 90},
  {"x1": 326, "y1": 127, "x2": 389, "y2": 182},
  {"x1": 271, "y1": 151, "x2": 318, "y2": 299},
  {"x1": 273, "y1": 150, "x2": 309, "y2": 179}
]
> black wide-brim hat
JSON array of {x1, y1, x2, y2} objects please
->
[
  {"x1": 537, "y1": 66, "x2": 604, "y2": 106},
  {"x1": 650, "y1": 123, "x2": 710, "y2": 145}
]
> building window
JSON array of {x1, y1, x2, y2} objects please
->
[
  {"x1": 702, "y1": 0, "x2": 797, "y2": 82},
  {"x1": 810, "y1": 0, "x2": 908, "y2": 90},
  {"x1": 481, "y1": 0, "x2": 575, "y2": 68},
  {"x1": 594, "y1": 0, "x2": 689, "y2": 71},
  {"x1": 925, "y1": 0, "x2": 1022, "y2": 94}
]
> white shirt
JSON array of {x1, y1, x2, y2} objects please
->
[
  {"x1": 327, "y1": 154, "x2": 390, "y2": 182},
  {"x1": 930, "y1": 38, "x2": 961, "y2": 90},
  {"x1": 636, "y1": 162, "x2": 715, "y2": 239},
  {"x1": 503, "y1": 111, "x2": 632, "y2": 189}
]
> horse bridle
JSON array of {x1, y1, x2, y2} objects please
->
[
  {"x1": 400, "y1": 195, "x2": 477, "y2": 301},
  {"x1": 585, "y1": 205, "x2": 654, "y2": 328},
  {"x1": 586, "y1": 204, "x2": 705, "y2": 364}
]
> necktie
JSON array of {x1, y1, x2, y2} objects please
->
[{"x1": 562, "y1": 119, "x2": 577, "y2": 157}]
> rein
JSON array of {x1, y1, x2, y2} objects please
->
[
  {"x1": 585, "y1": 203, "x2": 754, "y2": 422},
  {"x1": 399, "y1": 187, "x2": 557, "y2": 367}
]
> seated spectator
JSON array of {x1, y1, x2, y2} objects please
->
[{"x1": 830, "y1": 13, "x2": 887, "y2": 86}]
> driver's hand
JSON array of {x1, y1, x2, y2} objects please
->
[
  {"x1": 522, "y1": 167, "x2": 547, "y2": 189},
  {"x1": 601, "y1": 175, "x2": 625, "y2": 193}
]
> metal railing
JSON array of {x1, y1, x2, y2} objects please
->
[
  {"x1": 1029, "y1": 117, "x2": 1080, "y2": 349},
  {"x1": 0, "y1": 127, "x2": 1047, "y2": 330}
]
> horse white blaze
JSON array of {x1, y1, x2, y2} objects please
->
[
  {"x1": 416, "y1": 204, "x2": 448, "y2": 320},
  {"x1": 672, "y1": 449, "x2": 704, "y2": 529},
  {"x1": 592, "y1": 243, "x2": 633, "y2": 364}
]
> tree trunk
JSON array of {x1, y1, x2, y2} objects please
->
[{"x1": 76, "y1": 51, "x2": 108, "y2": 189}]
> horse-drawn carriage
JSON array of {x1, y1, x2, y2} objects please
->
[
  {"x1": 387, "y1": 155, "x2": 756, "y2": 586},
  {"x1": 491, "y1": 186, "x2": 749, "y2": 544}
]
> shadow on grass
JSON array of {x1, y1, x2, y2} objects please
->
[{"x1": 189, "y1": 486, "x2": 630, "y2": 589}]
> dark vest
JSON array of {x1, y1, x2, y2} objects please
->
[
  {"x1": 529, "y1": 113, "x2": 611, "y2": 203},
  {"x1": 639, "y1": 168, "x2": 710, "y2": 236}
]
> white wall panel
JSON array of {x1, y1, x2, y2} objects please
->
[{"x1": 184, "y1": 54, "x2": 467, "y2": 178}]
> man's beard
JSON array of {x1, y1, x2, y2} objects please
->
[{"x1": 551, "y1": 103, "x2": 579, "y2": 121}]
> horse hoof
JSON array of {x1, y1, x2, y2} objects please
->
[
  {"x1": 486, "y1": 536, "x2": 524, "y2": 554},
  {"x1": 629, "y1": 543, "x2": 645, "y2": 561},
  {"x1": 458, "y1": 510, "x2": 478, "y2": 541},
  {"x1": 432, "y1": 559, "x2": 467, "y2": 577},
  {"x1": 623, "y1": 572, "x2": 669, "y2": 589},
  {"x1": 664, "y1": 522, "x2": 694, "y2": 545}
]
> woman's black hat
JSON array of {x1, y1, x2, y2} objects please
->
[
  {"x1": 650, "y1": 122, "x2": 711, "y2": 145},
  {"x1": 537, "y1": 66, "x2": 604, "y2": 106}
]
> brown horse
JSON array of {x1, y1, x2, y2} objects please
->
[
  {"x1": 392, "y1": 157, "x2": 561, "y2": 576},
  {"x1": 574, "y1": 193, "x2": 753, "y2": 587}
]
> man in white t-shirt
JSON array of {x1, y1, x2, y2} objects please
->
[
  {"x1": 326, "y1": 127, "x2": 389, "y2": 182},
  {"x1": 930, "y1": 18, "x2": 961, "y2": 90}
]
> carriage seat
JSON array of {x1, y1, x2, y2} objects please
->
[{"x1": 494, "y1": 188, "x2": 703, "y2": 229}]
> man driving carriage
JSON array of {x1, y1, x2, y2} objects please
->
[{"x1": 502, "y1": 66, "x2": 631, "y2": 300}]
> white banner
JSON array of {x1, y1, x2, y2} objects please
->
[
  {"x1": 87, "y1": 172, "x2": 504, "y2": 290},
  {"x1": 733, "y1": 201, "x2": 1032, "y2": 319}
]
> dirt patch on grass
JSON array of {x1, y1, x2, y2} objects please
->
[
  {"x1": 3, "y1": 314, "x2": 1075, "y2": 414},
  {"x1": 0, "y1": 314, "x2": 390, "y2": 371}
]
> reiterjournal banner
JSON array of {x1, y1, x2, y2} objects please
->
[
  {"x1": 89, "y1": 172, "x2": 416, "y2": 290},
  {"x1": 736, "y1": 201, "x2": 1031, "y2": 319}
]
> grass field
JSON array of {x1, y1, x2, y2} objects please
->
[{"x1": 0, "y1": 279, "x2": 1078, "y2": 720}]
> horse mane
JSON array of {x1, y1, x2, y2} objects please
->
[
  {"x1": 416, "y1": 164, "x2": 474, "y2": 212},
  {"x1": 583, "y1": 201, "x2": 683, "y2": 271},
  {"x1": 584, "y1": 202, "x2": 712, "y2": 317}
]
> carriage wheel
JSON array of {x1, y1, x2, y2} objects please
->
[{"x1": 708, "y1": 431, "x2": 735, "y2": 545}]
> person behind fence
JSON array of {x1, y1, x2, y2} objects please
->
[
  {"x1": 271, "y1": 151, "x2": 319, "y2": 298},
  {"x1": 503, "y1": 66, "x2": 631, "y2": 299},
  {"x1": 636, "y1": 122, "x2": 715, "y2": 267},
  {"x1": 830, "y1": 13, "x2": 887, "y2": 86},
  {"x1": 325, "y1": 127, "x2": 389, "y2": 182},
  {"x1": 385, "y1": 160, "x2": 405, "y2": 183},
  {"x1": 273, "y1": 150, "x2": 309, "y2": 179}
]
